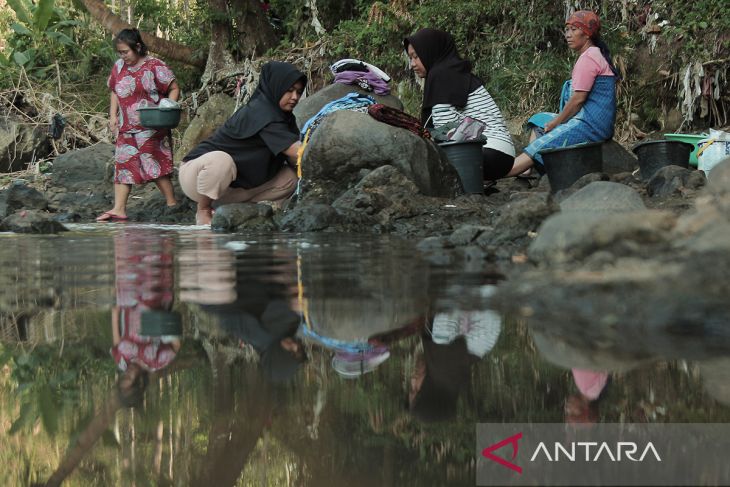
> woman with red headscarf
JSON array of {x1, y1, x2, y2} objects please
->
[{"x1": 508, "y1": 10, "x2": 619, "y2": 177}]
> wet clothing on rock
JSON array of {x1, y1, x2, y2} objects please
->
[
  {"x1": 108, "y1": 57, "x2": 176, "y2": 184},
  {"x1": 299, "y1": 92, "x2": 376, "y2": 138},
  {"x1": 367, "y1": 104, "x2": 431, "y2": 139},
  {"x1": 182, "y1": 62, "x2": 306, "y2": 191}
]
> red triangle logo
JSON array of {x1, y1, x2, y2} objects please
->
[{"x1": 481, "y1": 432, "x2": 523, "y2": 474}]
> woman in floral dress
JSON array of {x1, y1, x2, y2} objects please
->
[{"x1": 97, "y1": 28, "x2": 180, "y2": 221}]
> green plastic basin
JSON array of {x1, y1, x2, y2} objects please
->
[
  {"x1": 137, "y1": 107, "x2": 182, "y2": 129},
  {"x1": 664, "y1": 133, "x2": 708, "y2": 166}
]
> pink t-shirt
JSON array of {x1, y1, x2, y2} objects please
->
[
  {"x1": 571, "y1": 46, "x2": 614, "y2": 92},
  {"x1": 571, "y1": 369, "x2": 609, "y2": 400}
]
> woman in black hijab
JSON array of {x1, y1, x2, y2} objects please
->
[
  {"x1": 404, "y1": 29, "x2": 516, "y2": 181},
  {"x1": 180, "y1": 61, "x2": 307, "y2": 225}
]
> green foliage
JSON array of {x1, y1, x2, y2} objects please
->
[
  {"x1": 5, "y1": 342, "x2": 114, "y2": 438},
  {"x1": 660, "y1": 0, "x2": 730, "y2": 60},
  {"x1": 2, "y1": 0, "x2": 85, "y2": 77}
]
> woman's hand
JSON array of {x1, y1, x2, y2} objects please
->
[
  {"x1": 109, "y1": 115, "x2": 119, "y2": 139},
  {"x1": 544, "y1": 119, "x2": 559, "y2": 133}
]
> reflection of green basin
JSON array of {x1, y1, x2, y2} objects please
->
[
  {"x1": 664, "y1": 133, "x2": 708, "y2": 166},
  {"x1": 140, "y1": 310, "x2": 182, "y2": 336}
]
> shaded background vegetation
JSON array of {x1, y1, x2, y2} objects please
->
[{"x1": 1, "y1": 0, "x2": 729, "y2": 149}]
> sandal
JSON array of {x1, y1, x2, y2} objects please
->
[{"x1": 96, "y1": 211, "x2": 128, "y2": 222}]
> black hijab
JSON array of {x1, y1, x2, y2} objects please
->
[
  {"x1": 223, "y1": 61, "x2": 307, "y2": 139},
  {"x1": 404, "y1": 28, "x2": 482, "y2": 124}
]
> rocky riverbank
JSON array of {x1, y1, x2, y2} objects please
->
[{"x1": 1, "y1": 85, "x2": 724, "y2": 283}]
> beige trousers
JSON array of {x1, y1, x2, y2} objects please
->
[{"x1": 179, "y1": 151, "x2": 297, "y2": 205}]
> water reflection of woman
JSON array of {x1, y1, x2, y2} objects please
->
[
  {"x1": 564, "y1": 369, "x2": 609, "y2": 424},
  {"x1": 180, "y1": 237, "x2": 306, "y2": 383},
  {"x1": 43, "y1": 231, "x2": 182, "y2": 487},
  {"x1": 112, "y1": 229, "x2": 180, "y2": 404},
  {"x1": 409, "y1": 308, "x2": 502, "y2": 422}
]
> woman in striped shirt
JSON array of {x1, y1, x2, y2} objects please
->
[{"x1": 404, "y1": 28, "x2": 516, "y2": 181}]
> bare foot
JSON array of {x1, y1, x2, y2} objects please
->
[{"x1": 196, "y1": 209, "x2": 213, "y2": 225}]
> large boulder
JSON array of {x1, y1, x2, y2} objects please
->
[
  {"x1": 529, "y1": 209, "x2": 676, "y2": 264},
  {"x1": 331, "y1": 165, "x2": 423, "y2": 227},
  {"x1": 0, "y1": 116, "x2": 51, "y2": 173},
  {"x1": 46, "y1": 143, "x2": 114, "y2": 220},
  {"x1": 601, "y1": 140, "x2": 637, "y2": 175},
  {"x1": 50, "y1": 143, "x2": 114, "y2": 192},
  {"x1": 0, "y1": 180, "x2": 48, "y2": 217},
  {"x1": 177, "y1": 93, "x2": 236, "y2": 162},
  {"x1": 301, "y1": 110, "x2": 460, "y2": 197},
  {"x1": 0, "y1": 210, "x2": 67, "y2": 234},
  {"x1": 294, "y1": 83, "x2": 403, "y2": 131},
  {"x1": 671, "y1": 158, "x2": 730, "y2": 253},
  {"x1": 560, "y1": 181, "x2": 646, "y2": 212}
]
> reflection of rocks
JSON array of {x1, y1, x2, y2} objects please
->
[
  {"x1": 699, "y1": 357, "x2": 730, "y2": 406},
  {"x1": 300, "y1": 239, "x2": 430, "y2": 342},
  {"x1": 530, "y1": 327, "x2": 649, "y2": 373}
]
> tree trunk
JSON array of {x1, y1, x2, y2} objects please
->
[
  {"x1": 79, "y1": 0, "x2": 205, "y2": 67},
  {"x1": 229, "y1": 0, "x2": 277, "y2": 58}
]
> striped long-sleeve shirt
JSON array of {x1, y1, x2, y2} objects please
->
[{"x1": 431, "y1": 86, "x2": 515, "y2": 157}]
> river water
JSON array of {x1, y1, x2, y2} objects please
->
[{"x1": 1, "y1": 225, "x2": 728, "y2": 486}]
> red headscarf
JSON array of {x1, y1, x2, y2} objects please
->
[{"x1": 566, "y1": 10, "x2": 601, "y2": 38}]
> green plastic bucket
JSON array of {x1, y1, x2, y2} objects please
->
[
  {"x1": 664, "y1": 133, "x2": 708, "y2": 167},
  {"x1": 137, "y1": 107, "x2": 182, "y2": 129}
]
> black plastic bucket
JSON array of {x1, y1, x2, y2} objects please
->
[
  {"x1": 540, "y1": 141, "x2": 603, "y2": 192},
  {"x1": 632, "y1": 140, "x2": 693, "y2": 181},
  {"x1": 439, "y1": 141, "x2": 484, "y2": 194}
]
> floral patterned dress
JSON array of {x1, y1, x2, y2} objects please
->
[
  {"x1": 107, "y1": 57, "x2": 176, "y2": 184},
  {"x1": 111, "y1": 229, "x2": 178, "y2": 372}
]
